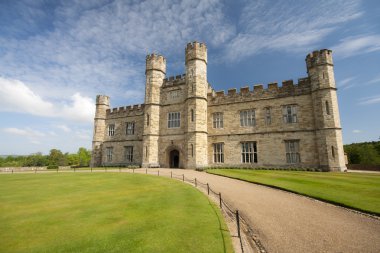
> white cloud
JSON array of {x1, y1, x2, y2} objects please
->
[
  {"x1": 352, "y1": 130, "x2": 362, "y2": 133},
  {"x1": 337, "y1": 77, "x2": 356, "y2": 90},
  {"x1": 55, "y1": 125, "x2": 71, "y2": 133},
  {"x1": 224, "y1": 0, "x2": 362, "y2": 61},
  {"x1": 367, "y1": 77, "x2": 380, "y2": 85},
  {"x1": 358, "y1": 95, "x2": 380, "y2": 105},
  {"x1": 0, "y1": 77, "x2": 95, "y2": 123},
  {"x1": 3, "y1": 127, "x2": 45, "y2": 138},
  {"x1": 332, "y1": 34, "x2": 380, "y2": 58}
]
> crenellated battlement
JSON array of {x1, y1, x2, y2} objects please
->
[
  {"x1": 306, "y1": 49, "x2": 333, "y2": 70},
  {"x1": 185, "y1": 41, "x2": 207, "y2": 64},
  {"x1": 163, "y1": 74, "x2": 186, "y2": 87},
  {"x1": 208, "y1": 78, "x2": 311, "y2": 104},
  {"x1": 106, "y1": 104, "x2": 145, "y2": 117},
  {"x1": 146, "y1": 53, "x2": 166, "y2": 74}
]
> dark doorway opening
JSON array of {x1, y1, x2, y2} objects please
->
[{"x1": 170, "y1": 150, "x2": 179, "y2": 168}]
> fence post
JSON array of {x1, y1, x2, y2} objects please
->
[
  {"x1": 133, "y1": 168, "x2": 134, "y2": 173},
  {"x1": 158, "y1": 170, "x2": 159, "y2": 176},
  {"x1": 171, "y1": 171, "x2": 172, "y2": 178},
  {"x1": 219, "y1": 192, "x2": 222, "y2": 208},
  {"x1": 182, "y1": 174, "x2": 184, "y2": 182},
  {"x1": 146, "y1": 169, "x2": 147, "y2": 174},
  {"x1": 207, "y1": 183, "x2": 209, "y2": 195},
  {"x1": 195, "y1": 178, "x2": 197, "y2": 187},
  {"x1": 12, "y1": 169, "x2": 14, "y2": 174},
  {"x1": 236, "y1": 210, "x2": 241, "y2": 238}
]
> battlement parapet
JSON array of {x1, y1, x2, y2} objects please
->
[
  {"x1": 146, "y1": 53, "x2": 166, "y2": 73},
  {"x1": 185, "y1": 41, "x2": 207, "y2": 64},
  {"x1": 306, "y1": 49, "x2": 333, "y2": 69},
  {"x1": 208, "y1": 78, "x2": 311, "y2": 104},
  {"x1": 106, "y1": 104, "x2": 145, "y2": 118},
  {"x1": 163, "y1": 74, "x2": 186, "y2": 87}
]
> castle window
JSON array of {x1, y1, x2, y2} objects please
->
[
  {"x1": 265, "y1": 107, "x2": 271, "y2": 125},
  {"x1": 147, "y1": 114, "x2": 150, "y2": 126},
  {"x1": 331, "y1": 146, "x2": 335, "y2": 159},
  {"x1": 213, "y1": 143, "x2": 224, "y2": 163},
  {"x1": 168, "y1": 112, "x2": 180, "y2": 128},
  {"x1": 240, "y1": 109, "x2": 256, "y2": 127},
  {"x1": 325, "y1": 101, "x2": 330, "y2": 115},
  {"x1": 241, "y1": 142, "x2": 257, "y2": 163},
  {"x1": 191, "y1": 144, "x2": 194, "y2": 157},
  {"x1": 213, "y1": 112, "x2": 223, "y2": 128},
  {"x1": 125, "y1": 146, "x2": 133, "y2": 163},
  {"x1": 126, "y1": 122, "x2": 135, "y2": 135},
  {"x1": 191, "y1": 109, "x2": 194, "y2": 122},
  {"x1": 283, "y1": 105, "x2": 297, "y2": 123},
  {"x1": 285, "y1": 140, "x2": 300, "y2": 163},
  {"x1": 108, "y1": 124, "x2": 115, "y2": 136},
  {"x1": 106, "y1": 147, "x2": 113, "y2": 162}
]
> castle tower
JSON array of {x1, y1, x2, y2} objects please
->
[
  {"x1": 306, "y1": 50, "x2": 346, "y2": 171},
  {"x1": 142, "y1": 54, "x2": 166, "y2": 167},
  {"x1": 185, "y1": 42, "x2": 208, "y2": 169},
  {"x1": 91, "y1": 95, "x2": 110, "y2": 167}
]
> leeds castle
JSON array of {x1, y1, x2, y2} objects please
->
[{"x1": 91, "y1": 42, "x2": 346, "y2": 172}]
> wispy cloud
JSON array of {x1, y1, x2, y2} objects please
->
[
  {"x1": 0, "y1": 0, "x2": 234, "y2": 104},
  {"x1": 0, "y1": 77, "x2": 95, "y2": 123},
  {"x1": 3, "y1": 127, "x2": 45, "y2": 138},
  {"x1": 55, "y1": 125, "x2": 71, "y2": 133},
  {"x1": 358, "y1": 95, "x2": 380, "y2": 105},
  {"x1": 367, "y1": 76, "x2": 380, "y2": 85},
  {"x1": 352, "y1": 129, "x2": 363, "y2": 133},
  {"x1": 337, "y1": 76, "x2": 357, "y2": 90},
  {"x1": 223, "y1": 0, "x2": 362, "y2": 61},
  {"x1": 332, "y1": 34, "x2": 380, "y2": 58}
]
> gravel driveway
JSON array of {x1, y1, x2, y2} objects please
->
[{"x1": 143, "y1": 168, "x2": 380, "y2": 253}]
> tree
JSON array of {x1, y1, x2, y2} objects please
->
[
  {"x1": 77, "y1": 147, "x2": 91, "y2": 167},
  {"x1": 48, "y1": 149, "x2": 67, "y2": 166}
]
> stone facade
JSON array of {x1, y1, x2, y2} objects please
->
[{"x1": 91, "y1": 42, "x2": 346, "y2": 171}]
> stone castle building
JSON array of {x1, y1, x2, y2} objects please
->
[{"x1": 91, "y1": 41, "x2": 346, "y2": 171}]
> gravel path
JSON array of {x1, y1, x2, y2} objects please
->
[{"x1": 146, "y1": 168, "x2": 380, "y2": 253}]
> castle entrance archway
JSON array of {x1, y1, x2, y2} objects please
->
[{"x1": 170, "y1": 150, "x2": 180, "y2": 168}]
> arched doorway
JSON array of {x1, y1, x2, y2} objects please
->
[{"x1": 170, "y1": 150, "x2": 180, "y2": 168}]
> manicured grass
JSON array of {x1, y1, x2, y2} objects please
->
[
  {"x1": 207, "y1": 169, "x2": 380, "y2": 215},
  {"x1": 0, "y1": 173, "x2": 233, "y2": 253}
]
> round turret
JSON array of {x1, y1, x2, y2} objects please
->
[
  {"x1": 185, "y1": 41, "x2": 207, "y2": 64},
  {"x1": 146, "y1": 54, "x2": 166, "y2": 74},
  {"x1": 306, "y1": 49, "x2": 333, "y2": 71},
  {"x1": 96, "y1": 95, "x2": 110, "y2": 106}
]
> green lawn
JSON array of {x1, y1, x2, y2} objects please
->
[
  {"x1": 0, "y1": 173, "x2": 232, "y2": 253},
  {"x1": 207, "y1": 169, "x2": 380, "y2": 215}
]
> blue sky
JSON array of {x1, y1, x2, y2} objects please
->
[{"x1": 0, "y1": 0, "x2": 379, "y2": 155}]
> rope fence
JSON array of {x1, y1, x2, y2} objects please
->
[{"x1": 1, "y1": 167, "x2": 265, "y2": 253}]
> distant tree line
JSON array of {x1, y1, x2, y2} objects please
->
[
  {"x1": 344, "y1": 141, "x2": 380, "y2": 165},
  {"x1": 0, "y1": 148, "x2": 91, "y2": 167}
]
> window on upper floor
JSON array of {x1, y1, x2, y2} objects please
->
[
  {"x1": 240, "y1": 109, "x2": 256, "y2": 127},
  {"x1": 191, "y1": 109, "x2": 194, "y2": 122},
  {"x1": 241, "y1": 142, "x2": 258, "y2": 163},
  {"x1": 125, "y1": 146, "x2": 133, "y2": 163},
  {"x1": 126, "y1": 122, "x2": 135, "y2": 135},
  {"x1": 213, "y1": 112, "x2": 223, "y2": 128},
  {"x1": 147, "y1": 114, "x2": 150, "y2": 126},
  {"x1": 108, "y1": 124, "x2": 115, "y2": 136},
  {"x1": 106, "y1": 147, "x2": 113, "y2": 162},
  {"x1": 283, "y1": 105, "x2": 297, "y2": 123},
  {"x1": 265, "y1": 107, "x2": 271, "y2": 125},
  {"x1": 285, "y1": 140, "x2": 300, "y2": 164},
  {"x1": 168, "y1": 112, "x2": 180, "y2": 128},
  {"x1": 213, "y1": 143, "x2": 224, "y2": 163},
  {"x1": 325, "y1": 101, "x2": 330, "y2": 115}
]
